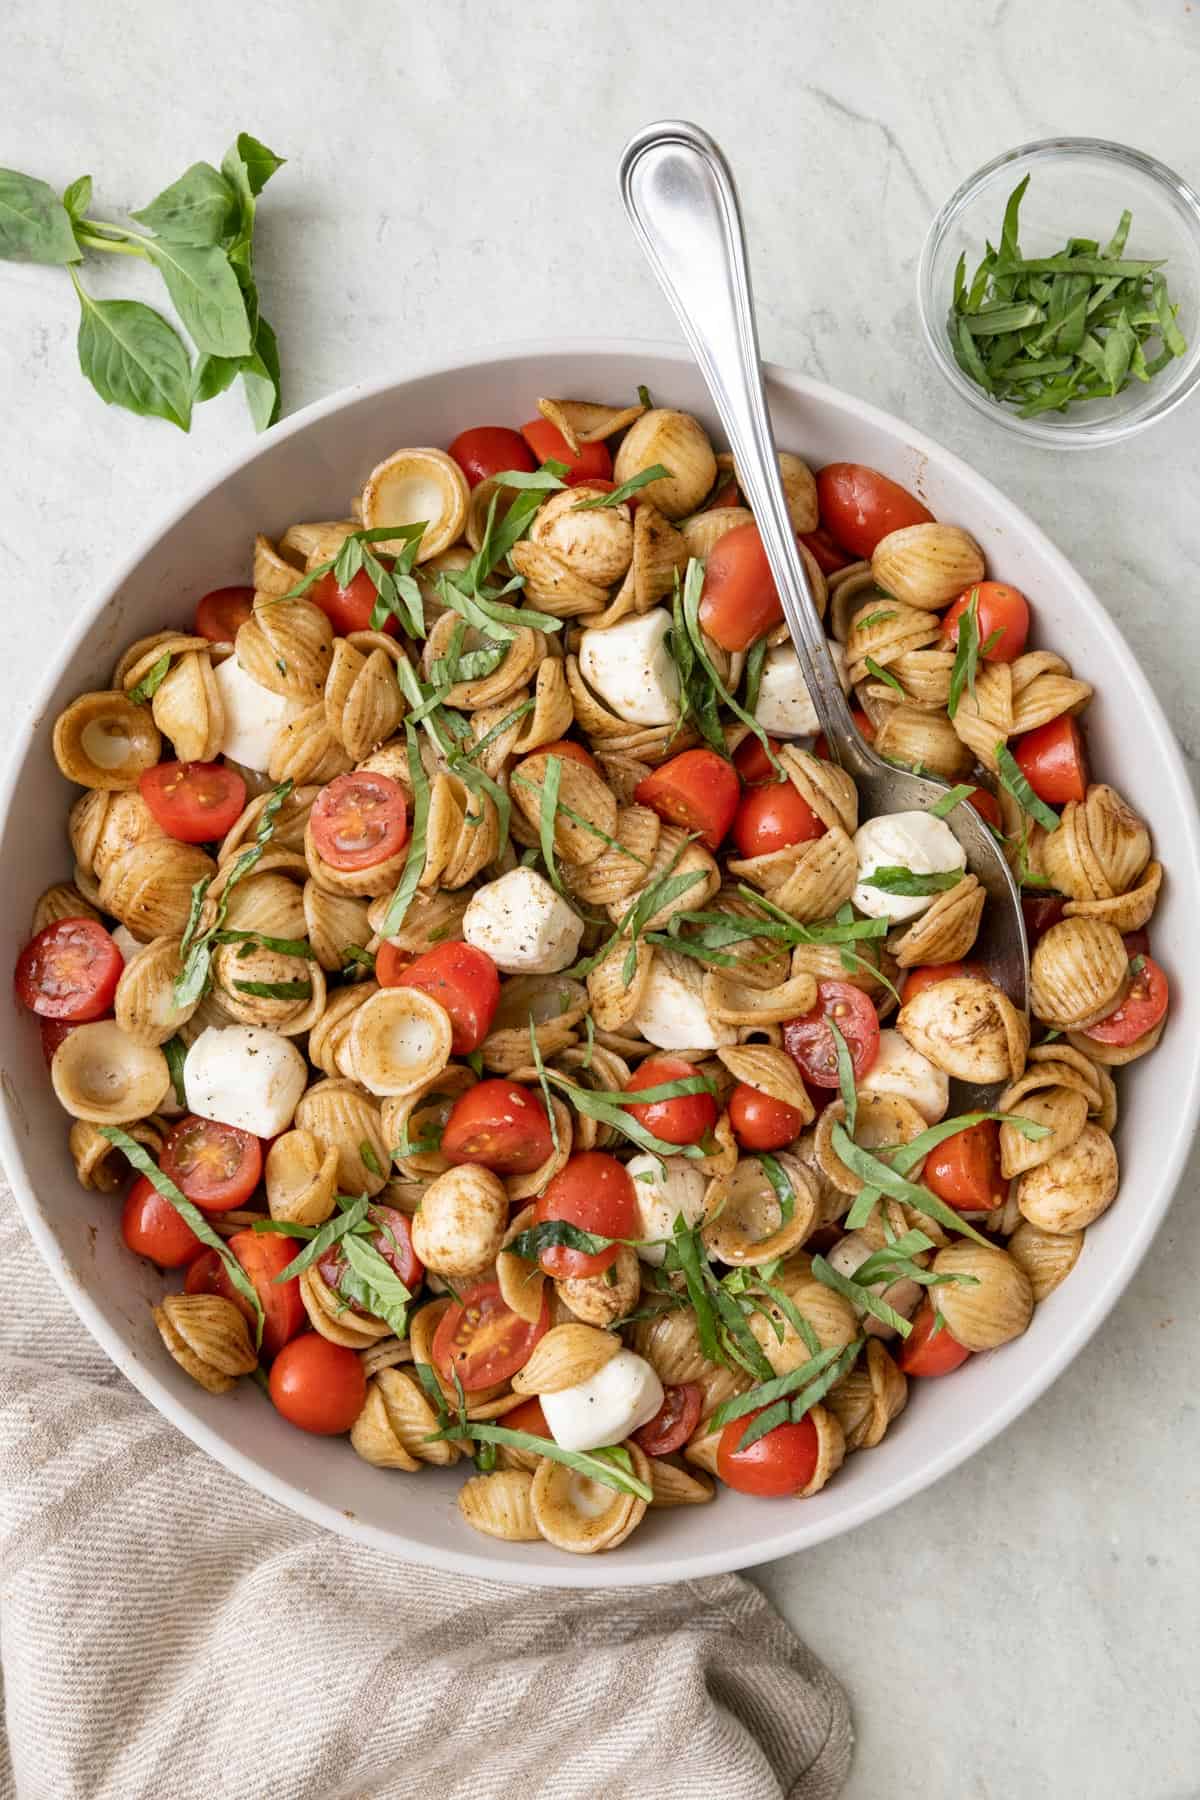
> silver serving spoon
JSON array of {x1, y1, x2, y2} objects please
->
[{"x1": 619, "y1": 119, "x2": 1028, "y2": 1099}]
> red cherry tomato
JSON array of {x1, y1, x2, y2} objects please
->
[
  {"x1": 815, "y1": 463, "x2": 933, "y2": 559},
  {"x1": 535, "y1": 738, "x2": 601, "y2": 774},
  {"x1": 139, "y1": 761, "x2": 247, "y2": 844},
  {"x1": 502, "y1": 1395, "x2": 549, "y2": 1437},
  {"x1": 15, "y1": 918, "x2": 123, "y2": 1021},
  {"x1": 448, "y1": 425, "x2": 535, "y2": 488},
  {"x1": 733, "y1": 735, "x2": 781, "y2": 786},
  {"x1": 968, "y1": 787, "x2": 1004, "y2": 832},
  {"x1": 194, "y1": 585, "x2": 254, "y2": 643},
  {"x1": 708, "y1": 477, "x2": 741, "y2": 510},
  {"x1": 633, "y1": 1382, "x2": 703, "y2": 1456},
  {"x1": 317, "y1": 1205, "x2": 422, "y2": 1315},
  {"x1": 160, "y1": 1115, "x2": 262, "y2": 1212},
  {"x1": 227, "y1": 1228, "x2": 306, "y2": 1359},
  {"x1": 374, "y1": 943, "x2": 412, "y2": 985},
  {"x1": 814, "y1": 708, "x2": 875, "y2": 761},
  {"x1": 901, "y1": 960, "x2": 987, "y2": 1002},
  {"x1": 729, "y1": 1083, "x2": 806, "y2": 1151},
  {"x1": 309, "y1": 772, "x2": 408, "y2": 872},
  {"x1": 717, "y1": 1407, "x2": 820, "y2": 1496},
  {"x1": 519, "y1": 418, "x2": 612, "y2": 486},
  {"x1": 731, "y1": 780, "x2": 825, "y2": 859},
  {"x1": 899, "y1": 1302, "x2": 970, "y2": 1377},
  {"x1": 1084, "y1": 954, "x2": 1169, "y2": 1047},
  {"x1": 269, "y1": 1334, "x2": 366, "y2": 1434},
  {"x1": 1013, "y1": 716, "x2": 1089, "y2": 807},
  {"x1": 634, "y1": 749, "x2": 740, "y2": 851},
  {"x1": 533, "y1": 1151, "x2": 638, "y2": 1279},
  {"x1": 39, "y1": 1015, "x2": 92, "y2": 1064},
  {"x1": 432, "y1": 1280, "x2": 550, "y2": 1392},
  {"x1": 782, "y1": 980, "x2": 880, "y2": 1088},
  {"x1": 622, "y1": 1054, "x2": 718, "y2": 1147},
  {"x1": 922, "y1": 1119, "x2": 1005, "y2": 1212},
  {"x1": 798, "y1": 525, "x2": 853, "y2": 575},
  {"x1": 441, "y1": 1080, "x2": 555, "y2": 1176},
  {"x1": 941, "y1": 582, "x2": 1031, "y2": 664},
  {"x1": 121, "y1": 1176, "x2": 204, "y2": 1269},
  {"x1": 1122, "y1": 929, "x2": 1151, "y2": 961},
  {"x1": 310, "y1": 566, "x2": 396, "y2": 637},
  {"x1": 1021, "y1": 896, "x2": 1066, "y2": 945},
  {"x1": 697, "y1": 523, "x2": 781, "y2": 652},
  {"x1": 384, "y1": 941, "x2": 500, "y2": 1055}
]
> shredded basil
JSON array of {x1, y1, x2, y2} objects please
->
[{"x1": 996, "y1": 743, "x2": 1061, "y2": 834}]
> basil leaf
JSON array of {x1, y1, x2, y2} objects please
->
[
  {"x1": 131, "y1": 163, "x2": 237, "y2": 246},
  {"x1": 572, "y1": 463, "x2": 671, "y2": 509},
  {"x1": 144, "y1": 238, "x2": 251, "y2": 359},
  {"x1": 681, "y1": 559, "x2": 783, "y2": 777},
  {"x1": 829, "y1": 1122, "x2": 994, "y2": 1248},
  {"x1": 235, "y1": 134, "x2": 286, "y2": 197},
  {"x1": 864, "y1": 655, "x2": 904, "y2": 696},
  {"x1": 931, "y1": 783, "x2": 977, "y2": 819},
  {"x1": 506, "y1": 1219, "x2": 619, "y2": 1261},
  {"x1": 378, "y1": 726, "x2": 429, "y2": 939},
  {"x1": 126, "y1": 651, "x2": 171, "y2": 706},
  {"x1": 709, "y1": 1343, "x2": 846, "y2": 1430},
  {"x1": 527, "y1": 1020, "x2": 561, "y2": 1155},
  {"x1": 670, "y1": 1217, "x2": 723, "y2": 1365},
  {"x1": 73, "y1": 280, "x2": 192, "y2": 430},
  {"x1": 946, "y1": 588, "x2": 979, "y2": 719},
  {"x1": 537, "y1": 754, "x2": 563, "y2": 891},
  {"x1": 862, "y1": 865, "x2": 964, "y2": 898},
  {"x1": 274, "y1": 1198, "x2": 372, "y2": 1282},
  {"x1": 547, "y1": 1073, "x2": 705, "y2": 1162},
  {"x1": 0, "y1": 168, "x2": 80, "y2": 264},
  {"x1": 231, "y1": 978, "x2": 312, "y2": 1000},
  {"x1": 995, "y1": 743, "x2": 1061, "y2": 834},
  {"x1": 758, "y1": 1152, "x2": 796, "y2": 1227},
  {"x1": 162, "y1": 1034, "x2": 188, "y2": 1108},
  {"x1": 61, "y1": 175, "x2": 93, "y2": 222},
  {"x1": 810, "y1": 1253, "x2": 912, "y2": 1338},
  {"x1": 241, "y1": 314, "x2": 281, "y2": 431},
  {"x1": 192, "y1": 352, "x2": 242, "y2": 403},
  {"x1": 827, "y1": 1018, "x2": 857, "y2": 1137},
  {"x1": 340, "y1": 1233, "x2": 412, "y2": 1335},
  {"x1": 441, "y1": 1424, "x2": 653, "y2": 1502}
]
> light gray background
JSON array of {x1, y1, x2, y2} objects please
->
[{"x1": 3, "y1": 3, "x2": 1198, "y2": 1796}]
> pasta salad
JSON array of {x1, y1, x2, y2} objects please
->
[{"x1": 15, "y1": 395, "x2": 1168, "y2": 1555}]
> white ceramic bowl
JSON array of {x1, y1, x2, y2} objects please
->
[{"x1": 3, "y1": 342, "x2": 1197, "y2": 1588}]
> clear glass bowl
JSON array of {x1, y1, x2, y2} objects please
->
[{"x1": 918, "y1": 138, "x2": 1200, "y2": 447}]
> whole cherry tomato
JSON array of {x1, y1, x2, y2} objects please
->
[
  {"x1": 622, "y1": 1054, "x2": 718, "y2": 1147},
  {"x1": 899, "y1": 1302, "x2": 970, "y2": 1377},
  {"x1": 533, "y1": 1151, "x2": 638, "y2": 1279},
  {"x1": 941, "y1": 582, "x2": 1031, "y2": 663},
  {"x1": 729, "y1": 1083, "x2": 806, "y2": 1151},
  {"x1": 449, "y1": 424, "x2": 534, "y2": 488},
  {"x1": 269, "y1": 1334, "x2": 366, "y2": 1434},
  {"x1": 717, "y1": 1407, "x2": 820, "y2": 1496},
  {"x1": 815, "y1": 463, "x2": 933, "y2": 559}
]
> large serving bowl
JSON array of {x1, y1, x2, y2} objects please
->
[{"x1": 2, "y1": 343, "x2": 1197, "y2": 1587}]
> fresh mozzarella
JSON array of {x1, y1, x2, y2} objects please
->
[
  {"x1": 857, "y1": 1028, "x2": 949, "y2": 1124},
  {"x1": 540, "y1": 1349, "x2": 665, "y2": 1453},
  {"x1": 625, "y1": 1154, "x2": 709, "y2": 1266},
  {"x1": 578, "y1": 609, "x2": 681, "y2": 726},
  {"x1": 111, "y1": 924, "x2": 147, "y2": 961},
  {"x1": 213, "y1": 657, "x2": 305, "y2": 773},
  {"x1": 183, "y1": 1025, "x2": 307, "y2": 1138},
  {"x1": 753, "y1": 640, "x2": 849, "y2": 738},
  {"x1": 631, "y1": 958, "x2": 737, "y2": 1051},
  {"x1": 462, "y1": 868, "x2": 583, "y2": 974},
  {"x1": 852, "y1": 811, "x2": 966, "y2": 923}
]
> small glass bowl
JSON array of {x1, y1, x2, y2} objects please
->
[{"x1": 918, "y1": 138, "x2": 1200, "y2": 448}]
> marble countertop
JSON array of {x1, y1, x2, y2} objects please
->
[{"x1": 3, "y1": 1, "x2": 1198, "y2": 1794}]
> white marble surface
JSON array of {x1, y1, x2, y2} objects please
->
[{"x1": 4, "y1": 2, "x2": 1200, "y2": 1795}]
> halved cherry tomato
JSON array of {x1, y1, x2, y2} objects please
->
[
  {"x1": 1084, "y1": 953, "x2": 1169, "y2": 1047},
  {"x1": 317, "y1": 1204, "x2": 423, "y2": 1321},
  {"x1": 160, "y1": 1115, "x2": 262, "y2": 1212},
  {"x1": 269, "y1": 1333, "x2": 366, "y2": 1434},
  {"x1": 899, "y1": 1302, "x2": 970, "y2": 1377},
  {"x1": 717, "y1": 1407, "x2": 820, "y2": 1496},
  {"x1": 1022, "y1": 896, "x2": 1066, "y2": 945},
  {"x1": 309, "y1": 772, "x2": 408, "y2": 872},
  {"x1": 39, "y1": 1015, "x2": 91, "y2": 1065},
  {"x1": 922, "y1": 1119, "x2": 1004, "y2": 1212},
  {"x1": 901, "y1": 960, "x2": 987, "y2": 1002},
  {"x1": 815, "y1": 463, "x2": 933, "y2": 559},
  {"x1": 227, "y1": 1227, "x2": 306, "y2": 1359},
  {"x1": 534, "y1": 1151, "x2": 638, "y2": 1279},
  {"x1": 535, "y1": 738, "x2": 600, "y2": 774},
  {"x1": 1122, "y1": 929, "x2": 1151, "y2": 961},
  {"x1": 633, "y1": 1382, "x2": 703, "y2": 1456},
  {"x1": 194, "y1": 585, "x2": 254, "y2": 643},
  {"x1": 622, "y1": 1054, "x2": 718, "y2": 1147},
  {"x1": 310, "y1": 566, "x2": 395, "y2": 637},
  {"x1": 733, "y1": 735, "x2": 781, "y2": 786},
  {"x1": 799, "y1": 525, "x2": 852, "y2": 575},
  {"x1": 731, "y1": 780, "x2": 825, "y2": 859},
  {"x1": 121, "y1": 1176, "x2": 204, "y2": 1269},
  {"x1": 140, "y1": 761, "x2": 247, "y2": 844},
  {"x1": 698, "y1": 523, "x2": 781, "y2": 651},
  {"x1": 449, "y1": 424, "x2": 534, "y2": 489},
  {"x1": 1013, "y1": 716, "x2": 1089, "y2": 807},
  {"x1": 15, "y1": 918, "x2": 123, "y2": 1021},
  {"x1": 374, "y1": 943, "x2": 412, "y2": 985},
  {"x1": 432, "y1": 1280, "x2": 550, "y2": 1391},
  {"x1": 634, "y1": 749, "x2": 740, "y2": 851},
  {"x1": 708, "y1": 477, "x2": 741, "y2": 510},
  {"x1": 520, "y1": 418, "x2": 612, "y2": 486},
  {"x1": 384, "y1": 941, "x2": 500, "y2": 1055},
  {"x1": 442, "y1": 1080, "x2": 555, "y2": 1176},
  {"x1": 729, "y1": 1083, "x2": 806, "y2": 1151},
  {"x1": 815, "y1": 708, "x2": 875, "y2": 761},
  {"x1": 969, "y1": 788, "x2": 1003, "y2": 831},
  {"x1": 782, "y1": 980, "x2": 880, "y2": 1087},
  {"x1": 941, "y1": 582, "x2": 1031, "y2": 664},
  {"x1": 502, "y1": 1395, "x2": 549, "y2": 1437}
]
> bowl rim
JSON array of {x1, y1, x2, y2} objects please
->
[
  {"x1": 4, "y1": 336, "x2": 1199, "y2": 1586},
  {"x1": 917, "y1": 135, "x2": 1200, "y2": 448}
]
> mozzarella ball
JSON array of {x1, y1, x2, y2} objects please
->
[
  {"x1": 410, "y1": 1164, "x2": 507, "y2": 1279},
  {"x1": 625, "y1": 1154, "x2": 710, "y2": 1266},
  {"x1": 578, "y1": 610, "x2": 681, "y2": 726},
  {"x1": 183, "y1": 1025, "x2": 307, "y2": 1137},
  {"x1": 852, "y1": 811, "x2": 965, "y2": 922},
  {"x1": 462, "y1": 868, "x2": 583, "y2": 974},
  {"x1": 631, "y1": 958, "x2": 737, "y2": 1051},
  {"x1": 540, "y1": 1348, "x2": 665, "y2": 1453},
  {"x1": 753, "y1": 640, "x2": 849, "y2": 738},
  {"x1": 214, "y1": 657, "x2": 305, "y2": 773},
  {"x1": 857, "y1": 1028, "x2": 949, "y2": 1124}
]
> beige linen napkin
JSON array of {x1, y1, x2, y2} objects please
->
[{"x1": 0, "y1": 1182, "x2": 851, "y2": 1800}]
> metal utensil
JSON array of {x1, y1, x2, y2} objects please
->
[{"x1": 619, "y1": 119, "x2": 1028, "y2": 1097}]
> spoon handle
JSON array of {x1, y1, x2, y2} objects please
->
[{"x1": 619, "y1": 119, "x2": 872, "y2": 777}]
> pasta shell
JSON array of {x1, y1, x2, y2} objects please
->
[
  {"x1": 509, "y1": 660, "x2": 576, "y2": 757},
  {"x1": 747, "y1": 1263, "x2": 859, "y2": 1367},
  {"x1": 873, "y1": 706, "x2": 974, "y2": 781},
  {"x1": 410, "y1": 1164, "x2": 508, "y2": 1278},
  {"x1": 510, "y1": 749, "x2": 618, "y2": 868},
  {"x1": 1066, "y1": 1018, "x2": 1164, "y2": 1067},
  {"x1": 536, "y1": 396, "x2": 646, "y2": 448},
  {"x1": 733, "y1": 826, "x2": 859, "y2": 924},
  {"x1": 826, "y1": 1339, "x2": 907, "y2": 1453},
  {"x1": 211, "y1": 941, "x2": 325, "y2": 1034},
  {"x1": 359, "y1": 1334, "x2": 414, "y2": 1379},
  {"x1": 798, "y1": 1405, "x2": 847, "y2": 1497},
  {"x1": 382, "y1": 1063, "x2": 475, "y2": 1183},
  {"x1": 931, "y1": 1242, "x2": 1034, "y2": 1350},
  {"x1": 530, "y1": 485, "x2": 634, "y2": 586},
  {"x1": 702, "y1": 969, "x2": 817, "y2": 1026},
  {"x1": 266, "y1": 1129, "x2": 339, "y2": 1226},
  {"x1": 613, "y1": 409, "x2": 716, "y2": 518},
  {"x1": 354, "y1": 1367, "x2": 460, "y2": 1466},
  {"x1": 32, "y1": 881, "x2": 101, "y2": 934},
  {"x1": 609, "y1": 825, "x2": 720, "y2": 928},
  {"x1": 1017, "y1": 1122, "x2": 1119, "y2": 1232},
  {"x1": 73, "y1": 791, "x2": 167, "y2": 885},
  {"x1": 114, "y1": 935, "x2": 198, "y2": 1046},
  {"x1": 218, "y1": 784, "x2": 319, "y2": 864},
  {"x1": 511, "y1": 1323, "x2": 621, "y2": 1394},
  {"x1": 482, "y1": 974, "x2": 589, "y2": 1073},
  {"x1": 349, "y1": 1380, "x2": 422, "y2": 1471},
  {"x1": 496, "y1": 1203, "x2": 548, "y2": 1327},
  {"x1": 888, "y1": 874, "x2": 985, "y2": 968},
  {"x1": 360, "y1": 447, "x2": 469, "y2": 561},
  {"x1": 53, "y1": 692, "x2": 161, "y2": 790},
  {"x1": 1062, "y1": 860, "x2": 1162, "y2": 934},
  {"x1": 898, "y1": 975, "x2": 1028, "y2": 1084},
  {"x1": 302, "y1": 884, "x2": 373, "y2": 972},
  {"x1": 731, "y1": 451, "x2": 817, "y2": 532},
  {"x1": 279, "y1": 519, "x2": 357, "y2": 566},
  {"x1": 153, "y1": 1294, "x2": 257, "y2": 1394},
  {"x1": 235, "y1": 598, "x2": 334, "y2": 703},
  {"x1": 715, "y1": 1044, "x2": 814, "y2": 1122},
  {"x1": 151, "y1": 650, "x2": 224, "y2": 763},
  {"x1": 69, "y1": 1114, "x2": 167, "y2": 1192},
  {"x1": 1007, "y1": 1219, "x2": 1084, "y2": 1302},
  {"x1": 253, "y1": 532, "x2": 305, "y2": 596},
  {"x1": 846, "y1": 600, "x2": 942, "y2": 680},
  {"x1": 949, "y1": 662, "x2": 1013, "y2": 770},
  {"x1": 323, "y1": 641, "x2": 405, "y2": 761},
  {"x1": 702, "y1": 1153, "x2": 816, "y2": 1264},
  {"x1": 294, "y1": 1077, "x2": 390, "y2": 1196},
  {"x1": 562, "y1": 804, "x2": 660, "y2": 906},
  {"x1": 999, "y1": 1086, "x2": 1089, "y2": 1178},
  {"x1": 269, "y1": 702, "x2": 354, "y2": 786},
  {"x1": 878, "y1": 648, "x2": 955, "y2": 711},
  {"x1": 1041, "y1": 784, "x2": 1151, "y2": 902},
  {"x1": 508, "y1": 541, "x2": 610, "y2": 620},
  {"x1": 683, "y1": 1420, "x2": 725, "y2": 1479},
  {"x1": 100, "y1": 838, "x2": 217, "y2": 940},
  {"x1": 648, "y1": 1459, "x2": 716, "y2": 1507},
  {"x1": 300, "y1": 1265, "x2": 392, "y2": 1347},
  {"x1": 633, "y1": 1309, "x2": 748, "y2": 1415},
  {"x1": 530, "y1": 1443, "x2": 650, "y2": 1553},
  {"x1": 871, "y1": 523, "x2": 985, "y2": 610},
  {"x1": 1009, "y1": 653, "x2": 1092, "y2": 734},
  {"x1": 1030, "y1": 918, "x2": 1128, "y2": 1030},
  {"x1": 114, "y1": 630, "x2": 211, "y2": 690},
  {"x1": 813, "y1": 1094, "x2": 929, "y2": 1197},
  {"x1": 458, "y1": 1469, "x2": 542, "y2": 1541},
  {"x1": 368, "y1": 885, "x2": 470, "y2": 955},
  {"x1": 51, "y1": 1021, "x2": 170, "y2": 1123},
  {"x1": 345, "y1": 987, "x2": 452, "y2": 1097},
  {"x1": 555, "y1": 1248, "x2": 640, "y2": 1329}
]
